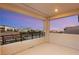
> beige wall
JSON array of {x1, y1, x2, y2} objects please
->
[
  {"x1": 0, "y1": 46, "x2": 1, "y2": 54},
  {"x1": 1, "y1": 37, "x2": 45, "y2": 55},
  {"x1": 49, "y1": 33, "x2": 79, "y2": 50},
  {"x1": 44, "y1": 19, "x2": 50, "y2": 42}
]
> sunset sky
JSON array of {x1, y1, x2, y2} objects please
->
[
  {"x1": 0, "y1": 9, "x2": 44, "y2": 30},
  {"x1": 0, "y1": 9, "x2": 79, "y2": 31},
  {"x1": 50, "y1": 15, "x2": 79, "y2": 31}
]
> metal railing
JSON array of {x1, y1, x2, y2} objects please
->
[{"x1": 0, "y1": 32, "x2": 45, "y2": 45}]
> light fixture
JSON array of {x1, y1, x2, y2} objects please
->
[{"x1": 54, "y1": 9, "x2": 58, "y2": 12}]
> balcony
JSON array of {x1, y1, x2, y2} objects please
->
[{"x1": 0, "y1": 3, "x2": 79, "y2": 55}]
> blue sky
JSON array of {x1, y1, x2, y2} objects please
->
[{"x1": 0, "y1": 9, "x2": 44, "y2": 30}]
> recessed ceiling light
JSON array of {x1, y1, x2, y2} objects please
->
[{"x1": 54, "y1": 9, "x2": 58, "y2": 12}]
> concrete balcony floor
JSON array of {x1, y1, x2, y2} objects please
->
[{"x1": 16, "y1": 43, "x2": 79, "y2": 55}]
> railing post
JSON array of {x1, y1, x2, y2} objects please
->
[
  {"x1": 20, "y1": 32, "x2": 23, "y2": 41},
  {"x1": 31, "y1": 32, "x2": 33, "y2": 39},
  {"x1": 1, "y1": 36, "x2": 5, "y2": 45}
]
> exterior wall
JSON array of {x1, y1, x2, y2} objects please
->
[
  {"x1": 0, "y1": 46, "x2": 1, "y2": 54},
  {"x1": 1, "y1": 37, "x2": 45, "y2": 55},
  {"x1": 64, "y1": 26, "x2": 79, "y2": 34},
  {"x1": 49, "y1": 33, "x2": 79, "y2": 50}
]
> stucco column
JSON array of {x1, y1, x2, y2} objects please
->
[{"x1": 44, "y1": 17, "x2": 50, "y2": 42}]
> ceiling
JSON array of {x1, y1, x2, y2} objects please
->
[
  {"x1": 27, "y1": 3, "x2": 79, "y2": 16},
  {"x1": 0, "y1": 3, "x2": 79, "y2": 20}
]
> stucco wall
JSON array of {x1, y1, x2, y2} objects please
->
[
  {"x1": 0, "y1": 46, "x2": 1, "y2": 54},
  {"x1": 1, "y1": 37, "x2": 45, "y2": 55},
  {"x1": 49, "y1": 33, "x2": 79, "y2": 50}
]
